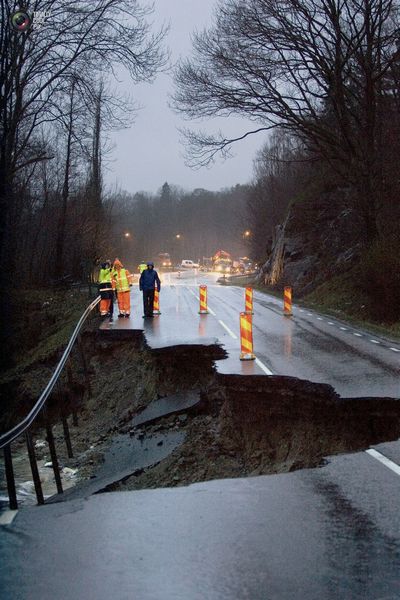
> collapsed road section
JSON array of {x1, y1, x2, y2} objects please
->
[
  {"x1": 3, "y1": 315, "x2": 400, "y2": 508},
  {"x1": 44, "y1": 327, "x2": 400, "y2": 501}
]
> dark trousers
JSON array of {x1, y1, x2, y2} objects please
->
[{"x1": 143, "y1": 289, "x2": 155, "y2": 316}]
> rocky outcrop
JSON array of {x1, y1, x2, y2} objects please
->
[{"x1": 258, "y1": 189, "x2": 363, "y2": 295}]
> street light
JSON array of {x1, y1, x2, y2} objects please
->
[
  {"x1": 124, "y1": 232, "x2": 131, "y2": 239},
  {"x1": 243, "y1": 230, "x2": 251, "y2": 238},
  {"x1": 176, "y1": 234, "x2": 181, "y2": 239}
]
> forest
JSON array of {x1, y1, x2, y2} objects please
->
[{"x1": 3, "y1": 0, "x2": 400, "y2": 367}]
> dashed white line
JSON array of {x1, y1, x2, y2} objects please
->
[
  {"x1": 390, "y1": 347, "x2": 400, "y2": 352},
  {"x1": 307, "y1": 313, "x2": 312, "y2": 316},
  {"x1": 353, "y1": 333, "x2": 362, "y2": 337},
  {"x1": 208, "y1": 306, "x2": 217, "y2": 316},
  {"x1": 255, "y1": 357, "x2": 273, "y2": 375},
  {"x1": 218, "y1": 320, "x2": 237, "y2": 339},
  {"x1": 299, "y1": 309, "x2": 304, "y2": 312},
  {"x1": 340, "y1": 327, "x2": 347, "y2": 331},
  {"x1": 370, "y1": 339, "x2": 380, "y2": 344},
  {"x1": 327, "y1": 322, "x2": 334, "y2": 325},
  {"x1": 366, "y1": 449, "x2": 400, "y2": 477},
  {"x1": 317, "y1": 317, "x2": 323, "y2": 321}
]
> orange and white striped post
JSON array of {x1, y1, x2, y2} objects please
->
[
  {"x1": 283, "y1": 286, "x2": 292, "y2": 316},
  {"x1": 240, "y1": 312, "x2": 256, "y2": 360},
  {"x1": 199, "y1": 285, "x2": 209, "y2": 314},
  {"x1": 153, "y1": 289, "x2": 161, "y2": 315},
  {"x1": 245, "y1": 287, "x2": 254, "y2": 314}
]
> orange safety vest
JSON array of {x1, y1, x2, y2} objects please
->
[{"x1": 113, "y1": 268, "x2": 132, "y2": 292}]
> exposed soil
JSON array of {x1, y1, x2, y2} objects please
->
[
  {"x1": 3, "y1": 323, "x2": 400, "y2": 507},
  {"x1": 104, "y1": 375, "x2": 400, "y2": 492}
]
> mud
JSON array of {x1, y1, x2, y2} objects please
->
[
  {"x1": 105, "y1": 375, "x2": 400, "y2": 492},
  {"x1": 2, "y1": 328, "x2": 400, "y2": 507}
]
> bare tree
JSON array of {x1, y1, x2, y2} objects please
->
[
  {"x1": 0, "y1": 0, "x2": 167, "y2": 366},
  {"x1": 173, "y1": 0, "x2": 400, "y2": 241}
]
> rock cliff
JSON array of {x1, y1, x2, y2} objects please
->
[{"x1": 259, "y1": 189, "x2": 364, "y2": 296}]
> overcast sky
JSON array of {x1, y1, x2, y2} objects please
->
[{"x1": 105, "y1": 0, "x2": 267, "y2": 195}]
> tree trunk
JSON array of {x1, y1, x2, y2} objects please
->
[{"x1": 54, "y1": 82, "x2": 75, "y2": 278}]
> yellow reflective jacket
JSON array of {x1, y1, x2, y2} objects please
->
[
  {"x1": 113, "y1": 268, "x2": 132, "y2": 292},
  {"x1": 98, "y1": 268, "x2": 112, "y2": 284}
]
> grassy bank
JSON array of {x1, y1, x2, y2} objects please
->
[{"x1": 0, "y1": 288, "x2": 96, "y2": 430}]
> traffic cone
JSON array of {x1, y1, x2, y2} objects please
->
[
  {"x1": 153, "y1": 289, "x2": 161, "y2": 315},
  {"x1": 240, "y1": 312, "x2": 256, "y2": 360},
  {"x1": 245, "y1": 287, "x2": 254, "y2": 314},
  {"x1": 199, "y1": 285, "x2": 209, "y2": 314},
  {"x1": 283, "y1": 286, "x2": 292, "y2": 316}
]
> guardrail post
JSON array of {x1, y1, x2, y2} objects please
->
[
  {"x1": 3, "y1": 445, "x2": 18, "y2": 510},
  {"x1": 45, "y1": 417, "x2": 63, "y2": 495},
  {"x1": 25, "y1": 430, "x2": 44, "y2": 505}
]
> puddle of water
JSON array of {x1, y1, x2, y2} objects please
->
[{"x1": 0, "y1": 452, "x2": 78, "y2": 510}]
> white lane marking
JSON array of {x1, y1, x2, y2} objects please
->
[
  {"x1": 317, "y1": 317, "x2": 323, "y2": 321},
  {"x1": 218, "y1": 320, "x2": 237, "y2": 339},
  {"x1": 366, "y1": 449, "x2": 400, "y2": 477},
  {"x1": 307, "y1": 313, "x2": 312, "y2": 316},
  {"x1": 370, "y1": 339, "x2": 380, "y2": 344},
  {"x1": 0, "y1": 510, "x2": 18, "y2": 526},
  {"x1": 299, "y1": 309, "x2": 304, "y2": 312},
  {"x1": 340, "y1": 327, "x2": 347, "y2": 331},
  {"x1": 353, "y1": 333, "x2": 362, "y2": 337},
  {"x1": 327, "y1": 322, "x2": 334, "y2": 325},
  {"x1": 390, "y1": 347, "x2": 400, "y2": 352},
  {"x1": 208, "y1": 306, "x2": 217, "y2": 316},
  {"x1": 255, "y1": 357, "x2": 273, "y2": 375}
]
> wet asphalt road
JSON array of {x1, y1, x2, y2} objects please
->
[
  {"x1": 103, "y1": 270, "x2": 400, "y2": 397},
  {"x1": 1, "y1": 450, "x2": 400, "y2": 600},
  {"x1": 2, "y1": 270, "x2": 400, "y2": 598}
]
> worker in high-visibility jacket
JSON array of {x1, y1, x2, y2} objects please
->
[
  {"x1": 98, "y1": 260, "x2": 115, "y2": 321},
  {"x1": 113, "y1": 258, "x2": 133, "y2": 318}
]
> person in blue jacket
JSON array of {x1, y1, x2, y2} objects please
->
[{"x1": 139, "y1": 262, "x2": 161, "y2": 317}]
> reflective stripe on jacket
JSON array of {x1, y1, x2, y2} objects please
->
[{"x1": 114, "y1": 268, "x2": 132, "y2": 292}]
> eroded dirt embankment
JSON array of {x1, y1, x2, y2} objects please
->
[
  {"x1": 106, "y1": 373, "x2": 400, "y2": 492},
  {"x1": 3, "y1": 327, "x2": 400, "y2": 505}
]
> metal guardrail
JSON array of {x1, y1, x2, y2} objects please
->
[{"x1": 0, "y1": 295, "x2": 101, "y2": 510}]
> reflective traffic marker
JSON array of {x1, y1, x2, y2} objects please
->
[
  {"x1": 283, "y1": 286, "x2": 292, "y2": 316},
  {"x1": 199, "y1": 285, "x2": 209, "y2": 314},
  {"x1": 153, "y1": 289, "x2": 161, "y2": 315},
  {"x1": 240, "y1": 312, "x2": 256, "y2": 360},
  {"x1": 245, "y1": 287, "x2": 254, "y2": 314}
]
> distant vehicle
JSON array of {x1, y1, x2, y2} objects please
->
[
  {"x1": 230, "y1": 261, "x2": 239, "y2": 274},
  {"x1": 238, "y1": 257, "x2": 256, "y2": 273},
  {"x1": 180, "y1": 259, "x2": 200, "y2": 269},
  {"x1": 212, "y1": 250, "x2": 232, "y2": 273},
  {"x1": 154, "y1": 253, "x2": 172, "y2": 270},
  {"x1": 200, "y1": 257, "x2": 213, "y2": 272}
]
